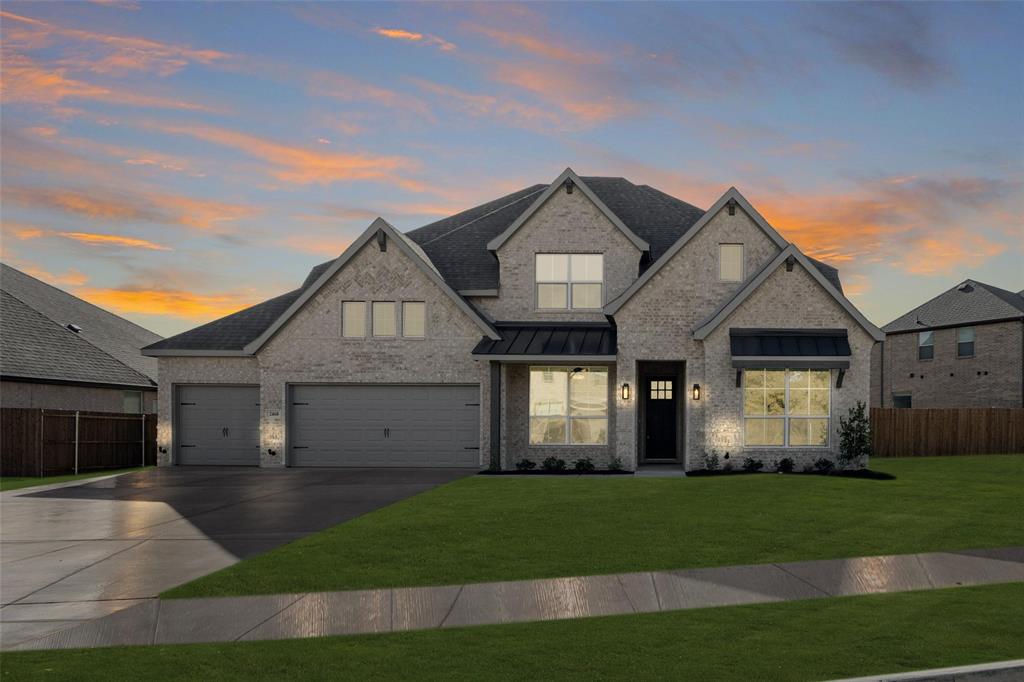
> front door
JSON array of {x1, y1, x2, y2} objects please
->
[{"x1": 644, "y1": 376, "x2": 678, "y2": 460}]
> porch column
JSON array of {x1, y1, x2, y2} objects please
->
[{"x1": 489, "y1": 361, "x2": 501, "y2": 470}]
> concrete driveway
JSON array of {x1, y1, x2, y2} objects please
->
[{"x1": 0, "y1": 466, "x2": 475, "y2": 649}]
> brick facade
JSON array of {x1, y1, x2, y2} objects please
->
[{"x1": 874, "y1": 320, "x2": 1024, "y2": 408}]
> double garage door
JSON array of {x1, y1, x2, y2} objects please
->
[
  {"x1": 289, "y1": 385, "x2": 480, "y2": 467},
  {"x1": 175, "y1": 384, "x2": 479, "y2": 467}
]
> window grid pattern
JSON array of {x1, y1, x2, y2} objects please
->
[
  {"x1": 956, "y1": 327, "x2": 975, "y2": 358},
  {"x1": 529, "y1": 367, "x2": 608, "y2": 446},
  {"x1": 535, "y1": 254, "x2": 604, "y2": 310},
  {"x1": 649, "y1": 380, "x2": 673, "y2": 400},
  {"x1": 743, "y1": 369, "x2": 831, "y2": 447},
  {"x1": 918, "y1": 331, "x2": 934, "y2": 360}
]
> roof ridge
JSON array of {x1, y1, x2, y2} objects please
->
[
  {"x1": 415, "y1": 186, "x2": 547, "y2": 247},
  {"x1": 1, "y1": 289, "x2": 155, "y2": 387}
]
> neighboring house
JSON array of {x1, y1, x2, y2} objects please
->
[
  {"x1": 872, "y1": 280, "x2": 1024, "y2": 409},
  {"x1": 0, "y1": 263, "x2": 160, "y2": 413},
  {"x1": 143, "y1": 169, "x2": 882, "y2": 471}
]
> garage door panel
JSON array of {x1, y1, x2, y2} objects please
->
[
  {"x1": 178, "y1": 386, "x2": 260, "y2": 466},
  {"x1": 290, "y1": 385, "x2": 479, "y2": 467}
]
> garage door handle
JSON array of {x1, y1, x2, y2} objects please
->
[
  {"x1": 180, "y1": 402, "x2": 196, "y2": 406},
  {"x1": 293, "y1": 446, "x2": 309, "y2": 449},
  {"x1": 181, "y1": 444, "x2": 196, "y2": 448},
  {"x1": 464, "y1": 447, "x2": 480, "y2": 450},
  {"x1": 292, "y1": 402, "x2": 309, "y2": 406},
  {"x1": 465, "y1": 403, "x2": 480, "y2": 407},
  {"x1": 385, "y1": 427, "x2": 390, "y2": 438}
]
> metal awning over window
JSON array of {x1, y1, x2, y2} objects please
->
[
  {"x1": 730, "y1": 328, "x2": 851, "y2": 369},
  {"x1": 472, "y1": 322, "x2": 616, "y2": 361}
]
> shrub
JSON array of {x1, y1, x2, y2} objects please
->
[
  {"x1": 776, "y1": 457, "x2": 795, "y2": 473},
  {"x1": 574, "y1": 457, "x2": 596, "y2": 472},
  {"x1": 742, "y1": 457, "x2": 764, "y2": 472},
  {"x1": 542, "y1": 456, "x2": 567, "y2": 472},
  {"x1": 838, "y1": 400, "x2": 872, "y2": 470},
  {"x1": 814, "y1": 457, "x2": 835, "y2": 474},
  {"x1": 514, "y1": 458, "x2": 536, "y2": 471},
  {"x1": 607, "y1": 455, "x2": 624, "y2": 472},
  {"x1": 702, "y1": 450, "x2": 720, "y2": 471}
]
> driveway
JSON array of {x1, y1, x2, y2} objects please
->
[{"x1": 0, "y1": 466, "x2": 475, "y2": 649}]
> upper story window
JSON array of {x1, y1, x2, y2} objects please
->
[
  {"x1": 918, "y1": 331, "x2": 934, "y2": 360},
  {"x1": 372, "y1": 301, "x2": 396, "y2": 337},
  {"x1": 403, "y1": 302, "x2": 425, "y2": 338},
  {"x1": 956, "y1": 327, "x2": 975, "y2": 358},
  {"x1": 342, "y1": 301, "x2": 366, "y2": 338},
  {"x1": 718, "y1": 244, "x2": 744, "y2": 282},
  {"x1": 535, "y1": 254, "x2": 603, "y2": 310}
]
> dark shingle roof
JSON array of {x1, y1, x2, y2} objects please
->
[
  {"x1": 883, "y1": 280, "x2": 1024, "y2": 333},
  {"x1": 1, "y1": 263, "x2": 161, "y2": 381},
  {"x1": 1, "y1": 290, "x2": 154, "y2": 388},
  {"x1": 148, "y1": 175, "x2": 847, "y2": 352}
]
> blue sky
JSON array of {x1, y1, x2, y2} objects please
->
[{"x1": 1, "y1": 1, "x2": 1021, "y2": 336}]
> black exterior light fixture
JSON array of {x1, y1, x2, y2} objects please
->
[
  {"x1": 564, "y1": 177, "x2": 575, "y2": 194},
  {"x1": 692, "y1": 383, "x2": 701, "y2": 400},
  {"x1": 621, "y1": 383, "x2": 631, "y2": 400}
]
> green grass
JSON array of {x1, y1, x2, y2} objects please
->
[
  {"x1": 5, "y1": 583, "x2": 1024, "y2": 681},
  {"x1": 0, "y1": 467, "x2": 147, "y2": 492},
  {"x1": 166, "y1": 455, "x2": 1024, "y2": 599}
]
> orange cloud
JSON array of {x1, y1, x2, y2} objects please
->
[
  {"x1": 492, "y1": 62, "x2": 635, "y2": 124},
  {"x1": 412, "y1": 78, "x2": 562, "y2": 129},
  {"x1": 278, "y1": 234, "x2": 353, "y2": 257},
  {"x1": 19, "y1": 264, "x2": 90, "y2": 287},
  {"x1": 307, "y1": 71, "x2": 432, "y2": 118},
  {"x1": 373, "y1": 27, "x2": 456, "y2": 52},
  {"x1": 3, "y1": 186, "x2": 256, "y2": 231},
  {"x1": 58, "y1": 231, "x2": 172, "y2": 251},
  {"x1": 76, "y1": 286, "x2": 258, "y2": 321},
  {"x1": 145, "y1": 121, "x2": 421, "y2": 188},
  {"x1": 463, "y1": 24, "x2": 602, "y2": 65},
  {"x1": 899, "y1": 229, "x2": 1007, "y2": 275}
]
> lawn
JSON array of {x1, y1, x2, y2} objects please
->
[
  {"x1": 5, "y1": 583, "x2": 1024, "y2": 681},
  {"x1": 0, "y1": 467, "x2": 147, "y2": 492},
  {"x1": 165, "y1": 455, "x2": 1024, "y2": 599}
]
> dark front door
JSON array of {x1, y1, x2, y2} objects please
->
[{"x1": 644, "y1": 377, "x2": 678, "y2": 460}]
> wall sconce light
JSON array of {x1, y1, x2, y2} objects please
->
[
  {"x1": 267, "y1": 448, "x2": 277, "y2": 456},
  {"x1": 158, "y1": 446, "x2": 167, "y2": 454},
  {"x1": 621, "y1": 383, "x2": 631, "y2": 400},
  {"x1": 692, "y1": 383, "x2": 701, "y2": 400}
]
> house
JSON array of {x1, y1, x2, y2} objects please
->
[
  {"x1": 872, "y1": 280, "x2": 1024, "y2": 409},
  {"x1": 142, "y1": 169, "x2": 882, "y2": 471},
  {"x1": 0, "y1": 263, "x2": 160, "y2": 413}
]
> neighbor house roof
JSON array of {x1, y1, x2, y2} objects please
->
[
  {"x1": 0, "y1": 263, "x2": 160, "y2": 385},
  {"x1": 146, "y1": 174, "x2": 846, "y2": 354},
  {"x1": 882, "y1": 280, "x2": 1024, "y2": 334},
  {"x1": 1, "y1": 290, "x2": 155, "y2": 389}
]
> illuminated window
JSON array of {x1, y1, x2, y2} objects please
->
[{"x1": 743, "y1": 369, "x2": 830, "y2": 447}]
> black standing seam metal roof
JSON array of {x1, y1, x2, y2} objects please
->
[
  {"x1": 473, "y1": 323, "x2": 616, "y2": 357},
  {"x1": 729, "y1": 329, "x2": 851, "y2": 357},
  {"x1": 146, "y1": 175, "x2": 846, "y2": 353}
]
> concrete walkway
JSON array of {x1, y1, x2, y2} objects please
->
[{"x1": 7, "y1": 546, "x2": 1023, "y2": 651}]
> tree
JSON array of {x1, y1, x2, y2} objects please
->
[{"x1": 838, "y1": 401, "x2": 872, "y2": 470}]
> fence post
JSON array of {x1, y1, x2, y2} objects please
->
[
  {"x1": 141, "y1": 414, "x2": 146, "y2": 467},
  {"x1": 38, "y1": 409, "x2": 44, "y2": 478},
  {"x1": 74, "y1": 411, "x2": 80, "y2": 475}
]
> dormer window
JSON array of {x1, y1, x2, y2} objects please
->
[{"x1": 535, "y1": 254, "x2": 603, "y2": 310}]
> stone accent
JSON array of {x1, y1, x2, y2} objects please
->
[
  {"x1": 875, "y1": 320, "x2": 1024, "y2": 408},
  {"x1": 614, "y1": 205, "x2": 784, "y2": 469},
  {"x1": 472, "y1": 186, "x2": 643, "y2": 322}
]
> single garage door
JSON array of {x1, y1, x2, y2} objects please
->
[
  {"x1": 177, "y1": 385, "x2": 260, "y2": 465},
  {"x1": 289, "y1": 384, "x2": 480, "y2": 467}
]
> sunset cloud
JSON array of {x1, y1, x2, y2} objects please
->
[
  {"x1": 306, "y1": 71, "x2": 432, "y2": 118},
  {"x1": 277, "y1": 234, "x2": 353, "y2": 257},
  {"x1": 76, "y1": 286, "x2": 258, "y2": 321},
  {"x1": 373, "y1": 27, "x2": 456, "y2": 52},
  {"x1": 462, "y1": 24, "x2": 603, "y2": 65},
  {"x1": 412, "y1": 79, "x2": 562, "y2": 129},
  {"x1": 8, "y1": 226, "x2": 171, "y2": 250},
  {"x1": 491, "y1": 62, "x2": 636, "y2": 124}
]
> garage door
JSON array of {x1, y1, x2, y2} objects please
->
[
  {"x1": 289, "y1": 385, "x2": 480, "y2": 467},
  {"x1": 177, "y1": 385, "x2": 260, "y2": 465}
]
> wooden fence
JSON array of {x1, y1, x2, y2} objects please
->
[
  {"x1": 1, "y1": 408, "x2": 157, "y2": 477},
  {"x1": 871, "y1": 407, "x2": 1024, "y2": 457}
]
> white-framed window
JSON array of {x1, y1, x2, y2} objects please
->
[
  {"x1": 718, "y1": 244, "x2": 744, "y2": 282},
  {"x1": 529, "y1": 366, "x2": 608, "y2": 445},
  {"x1": 535, "y1": 254, "x2": 603, "y2": 310},
  {"x1": 402, "y1": 301, "x2": 425, "y2": 338},
  {"x1": 918, "y1": 331, "x2": 934, "y2": 360},
  {"x1": 743, "y1": 369, "x2": 831, "y2": 447},
  {"x1": 956, "y1": 327, "x2": 975, "y2": 358},
  {"x1": 372, "y1": 301, "x2": 396, "y2": 337},
  {"x1": 342, "y1": 301, "x2": 366, "y2": 338},
  {"x1": 122, "y1": 391, "x2": 142, "y2": 414}
]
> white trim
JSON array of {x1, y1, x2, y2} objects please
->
[
  {"x1": 605, "y1": 187, "x2": 787, "y2": 314},
  {"x1": 241, "y1": 218, "x2": 499, "y2": 353},
  {"x1": 692, "y1": 244, "x2": 885, "y2": 342},
  {"x1": 486, "y1": 168, "x2": 649, "y2": 253}
]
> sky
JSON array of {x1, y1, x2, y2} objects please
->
[{"x1": 1, "y1": 1, "x2": 1021, "y2": 337}]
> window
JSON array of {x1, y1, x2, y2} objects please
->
[
  {"x1": 535, "y1": 254, "x2": 603, "y2": 310},
  {"x1": 957, "y1": 327, "x2": 975, "y2": 358},
  {"x1": 719, "y1": 244, "x2": 744, "y2": 282},
  {"x1": 918, "y1": 331, "x2": 934, "y2": 360},
  {"x1": 743, "y1": 369, "x2": 830, "y2": 447},
  {"x1": 892, "y1": 394, "x2": 912, "y2": 409},
  {"x1": 342, "y1": 301, "x2": 366, "y2": 338},
  {"x1": 529, "y1": 367, "x2": 608, "y2": 445},
  {"x1": 403, "y1": 302, "x2": 425, "y2": 338},
  {"x1": 650, "y1": 380, "x2": 673, "y2": 400},
  {"x1": 122, "y1": 391, "x2": 142, "y2": 414},
  {"x1": 372, "y1": 302, "x2": 396, "y2": 337}
]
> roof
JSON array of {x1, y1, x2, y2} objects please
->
[
  {"x1": 1, "y1": 290, "x2": 155, "y2": 389},
  {"x1": 730, "y1": 328, "x2": 851, "y2": 357},
  {"x1": 0, "y1": 263, "x2": 160, "y2": 384},
  {"x1": 472, "y1": 322, "x2": 616, "y2": 360},
  {"x1": 883, "y1": 280, "x2": 1024, "y2": 334}
]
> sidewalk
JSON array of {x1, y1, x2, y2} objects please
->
[{"x1": 7, "y1": 546, "x2": 1023, "y2": 651}]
